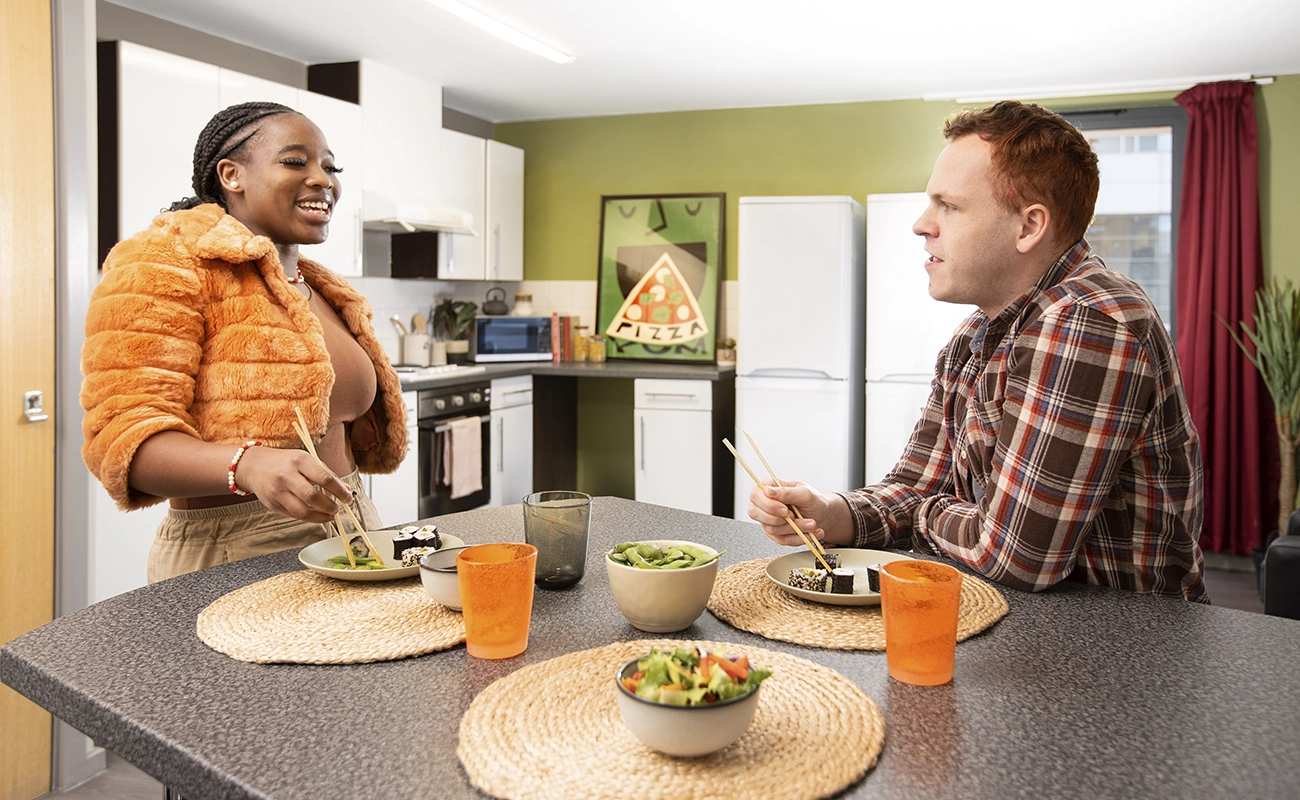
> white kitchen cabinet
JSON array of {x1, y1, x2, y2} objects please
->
[
  {"x1": 298, "y1": 90, "x2": 364, "y2": 276},
  {"x1": 634, "y1": 379, "x2": 712, "y2": 514},
  {"x1": 490, "y1": 376, "x2": 534, "y2": 507},
  {"x1": 486, "y1": 140, "x2": 524, "y2": 281},
  {"x1": 218, "y1": 68, "x2": 299, "y2": 110},
  {"x1": 368, "y1": 391, "x2": 419, "y2": 527},
  {"x1": 360, "y1": 60, "x2": 442, "y2": 209},
  {"x1": 436, "y1": 129, "x2": 487, "y2": 280},
  {"x1": 115, "y1": 41, "x2": 220, "y2": 237}
]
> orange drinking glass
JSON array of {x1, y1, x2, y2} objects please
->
[
  {"x1": 456, "y1": 543, "x2": 538, "y2": 659},
  {"x1": 880, "y1": 560, "x2": 963, "y2": 686}
]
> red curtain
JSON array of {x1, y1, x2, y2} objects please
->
[{"x1": 1174, "y1": 81, "x2": 1270, "y2": 554}]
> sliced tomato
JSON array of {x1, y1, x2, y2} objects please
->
[
  {"x1": 699, "y1": 656, "x2": 712, "y2": 682},
  {"x1": 622, "y1": 677, "x2": 639, "y2": 693}
]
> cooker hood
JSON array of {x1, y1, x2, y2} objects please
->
[{"x1": 362, "y1": 191, "x2": 478, "y2": 236}]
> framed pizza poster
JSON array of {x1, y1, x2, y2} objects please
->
[{"x1": 595, "y1": 193, "x2": 724, "y2": 363}]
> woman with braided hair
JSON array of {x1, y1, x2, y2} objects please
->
[{"x1": 82, "y1": 101, "x2": 408, "y2": 582}]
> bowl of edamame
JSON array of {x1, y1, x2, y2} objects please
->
[{"x1": 605, "y1": 540, "x2": 723, "y2": 632}]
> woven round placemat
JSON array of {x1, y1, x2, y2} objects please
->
[
  {"x1": 457, "y1": 639, "x2": 883, "y2": 800},
  {"x1": 707, "y1": 556, "x2": 1009, "y2": 650},
  {"x1": 196, "y1": 571, "x2": 464, "y2": 664}
]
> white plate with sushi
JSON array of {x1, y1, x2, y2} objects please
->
[
  {"x1": 299, "y1": 529, "x2": 465, "y2": 582},
  {"x1": 765, "y1": 549, "x2": 915, "y2": 606}
]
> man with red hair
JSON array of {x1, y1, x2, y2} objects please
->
[{"x1": 750, "y1": 101, "x2": 1208, "y2": 602}]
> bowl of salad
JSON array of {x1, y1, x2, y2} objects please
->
[{"x1": 615, "y1": 646, "x2": 772, "y2": 757}]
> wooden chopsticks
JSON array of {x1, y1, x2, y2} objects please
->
[
  {"x1": 723, "y1": 437, "x2": 836, "y2": 574},
  {"x1": 292, "y1": 407, "x2": 384, "y2": 567},
  {"x1": 743, "y1": 430, "x2": 819, "y2": 545}
]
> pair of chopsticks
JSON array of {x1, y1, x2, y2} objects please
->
[
  {"x1": 291, "y1": 407, "x2": 384, "y2": 567},
  {"x1": 724, "y1": 431, "x2": 836, "y2": 574}
]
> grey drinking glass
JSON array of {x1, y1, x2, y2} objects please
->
[{"x1": 522, "y1": 491, "x2": 592, "y2": 589}]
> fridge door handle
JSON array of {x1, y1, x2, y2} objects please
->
[
  {"x1": 874, "y1": 373, "x2": 933, "y2": 383},
  {"x1": 744, "y1": 368, "x2": 836, "y2": 380},
  {"x1": 637, "y1": 415, "x2": 645, "y2": 471}
]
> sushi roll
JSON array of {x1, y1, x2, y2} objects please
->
[
  {"x1": 788, "y1": 567, "x2": 828, "y2": 592},
  {"x1": 414, "y1": 524, "x2": 442, "y2": 550},
  {"x1": 817, "y1": 552, "x2": 841, "y2": 571},
  {"x1": 391, "y1": 529, "x2": 418, "y2": 560},
  {"x1": 402, "y1": 545, "x2": 439, "y2": 567},
  {"x1": 865, "y1": 564, "x2": 882, "y2": 593},
  {"x1": 830, "y1": 567, "x2": 855, "y2": 594}
]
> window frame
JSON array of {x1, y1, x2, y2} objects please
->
[{"x1": 1064, "y1": 105, "x2": 1188, "y2": 341}]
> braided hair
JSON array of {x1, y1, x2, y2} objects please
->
[{"x1": 168, "y1": 101, "x2": 298, "y2": 212}]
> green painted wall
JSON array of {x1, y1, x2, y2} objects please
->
[
  {"x1": 498, "y1": 78, "x2": 1300, "y2": 500},
  {"x1": 1259, "y1": 75, "x2": 1300, "y2": 283},
  {"x1": 497, "y1": 77, "x2": 1300, "y2": 285}
]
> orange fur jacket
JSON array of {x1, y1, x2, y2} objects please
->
[{"x1": 82, "y1": 204, "x2": 407, "y2": 510}]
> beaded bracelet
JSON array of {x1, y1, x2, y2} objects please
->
[{"x1": 227, "y1": 440, "x2": 262, "y2": 496}]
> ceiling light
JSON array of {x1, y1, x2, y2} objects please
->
[
  {"x1": 426, "y1": 0, "x2": 574, "y2": 64},
  {"x1": 924, "y1": 74, "x2": 1274, "y2": 104}
]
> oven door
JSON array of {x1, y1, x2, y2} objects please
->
[{"x1": 418, "y1": 414, "x2": 491, "y2": 518}]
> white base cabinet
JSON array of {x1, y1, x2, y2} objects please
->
[
  {"x1": 490, "y1": 376, "x2": 534, "y2": 507},
  {"x1": 634, "y1": 379, "x2": 712, "y2": 514},
  {"x1": 368, "y1": 391, "x2": 419, "y2": 527}
]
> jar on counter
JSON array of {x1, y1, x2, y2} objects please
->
[
  {"x1": 587, "y1": 334, "x2": 607, "y2": 362},
  {"x1": 512, "y1": 293, "x2": 534, "y2": 316},
  {"x1": 572, "y1": 326, "x2": 590, "y2": 361}
]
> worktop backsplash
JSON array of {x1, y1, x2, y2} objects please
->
[{"x1": 360, "y1": 277, "x2": 738, "y2": 364}]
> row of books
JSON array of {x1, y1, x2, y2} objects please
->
[{"x1": 550, "y1": 313, "x2": 589, "y2": 363}]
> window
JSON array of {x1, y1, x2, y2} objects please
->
[{"x1": 1065, "y1": 107, "x2": 1187, "y2": 338}]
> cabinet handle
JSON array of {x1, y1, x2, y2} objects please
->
[
  {"x1": 497, "y1": 417, "x2": 504, "y2": 473},
  {"x1": 639, "y1": 416, "x2": 645, "y2": 471},
  {"x1": 493, "y1": 224, "x2": 500, "y2": 278},
  {"x1": 354, "y1": 208, "x2": 362, "y2": 271},
  {"x1": 645, "y1": 392, "x2": 698, "y2": 399}
]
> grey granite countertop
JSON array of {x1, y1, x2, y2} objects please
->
[
  {"x1": 398, "y1": 360, "x2": 734, "y2": 390},
  {"x1": 5, "y1": 498, "x2": 1300, "y2": 799}
]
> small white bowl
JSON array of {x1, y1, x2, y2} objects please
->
[
  {"x1": 418, "y1": 546, "x2": 471, "y2": 610},
  {"x1": 605, "y1": 540, "x2": 720, "y2": 632},
  {"x1": 614, "y1": 656, "x2": 761, "y2": 757}
]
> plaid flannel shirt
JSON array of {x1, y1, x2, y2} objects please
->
[{"x1": 842, "y1": 240, "x2": 1208, "y2": 601}]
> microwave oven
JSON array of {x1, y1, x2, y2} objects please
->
[{"x1": 471, "y1": 316, "x2": 553, "y2": 362}]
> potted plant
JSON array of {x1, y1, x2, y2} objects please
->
[
  {"x1": 433, "y1": 298, "x2": 478, "y2": 364},
  {"x1": 1223, "y1": 278, "x2": 1300, "y2": 584},
  {"x1": 716, "y1": 337, "x2": 737, "y2": 364}
]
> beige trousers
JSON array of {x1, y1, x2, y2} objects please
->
[{"x1": 146, "y1": 469, "x2": 382, "y2": 583}]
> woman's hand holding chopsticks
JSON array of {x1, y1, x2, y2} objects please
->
[{"x1": 229, "y1": 445, "x2": 354, "y2": 523}]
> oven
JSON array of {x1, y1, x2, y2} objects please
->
[{"x1": 417, "y1": 381, "x2": 492, "y2": 518}]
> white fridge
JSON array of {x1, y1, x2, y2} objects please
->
[
  {"x1": 734, "y1": 196, "x2": 865, "y2": 519},
  {"x1": 864, "y1": 193, "x2": 975, "y2": 483}
]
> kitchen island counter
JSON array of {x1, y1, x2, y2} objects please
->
[{"x1": 4, "y1": 498, "x2": 1299, "y2": 799}]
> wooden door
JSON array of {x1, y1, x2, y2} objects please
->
[{"x1": 0, "y1": 0, "x2": 56, "y2": 798}]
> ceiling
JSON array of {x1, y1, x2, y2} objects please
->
[{"x1": 107, "y1": 0, "x2": 1300, "y2": 123}]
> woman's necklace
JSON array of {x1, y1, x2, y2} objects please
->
[{"x1": 287, "y1": 267, "x2": 312, "y2": 301}]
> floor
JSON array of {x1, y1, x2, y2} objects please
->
[{"x1": 49, "y1": 564, "x2": 1264, "y2": 799}]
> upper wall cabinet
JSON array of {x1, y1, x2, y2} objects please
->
[
  {"x1": 436, "y1": 129, "x2": 486, "y2": 280},
  {"x1": 359, "y1": 60, "x2": 442, "y2": 210},
  {"x1": 298, "y1": 91, "x2": 364, "y2": 276},
  {"x1": 108, "y1": 41, "x2": 220, "y2": 250},
  {"x1": 486, "y1": 140, "x2": 524, "y2": 281},
  {"x1": 101, "y1": 41, "x2": 364, "y2": 276},
  {"x1": 218, "y1": 69, "x2": 299, "y2": 110}
]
